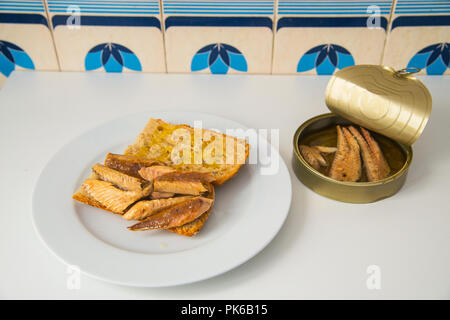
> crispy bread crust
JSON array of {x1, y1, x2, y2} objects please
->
[
  {"x1": 124, "y1": 118, "x2": 249, "y2": 185},
  {"x1": 212, "y1": 162, "x2": 246, "y2": 186}
]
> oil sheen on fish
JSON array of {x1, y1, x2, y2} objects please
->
[
  {"x1": 153, "y1": 180, "x2": 207, "y2": 195},
  {"x1": 138, "y1": 166, "x2": 176, "y2": 181},
  {"x1": 349, "y1": 126, "x2": 390, "y2": 182},
  {"x1": 92, "y1": 163, "x2": 147, "y2": 191},
  {"x1": 82, "y1": 179, "x2": 151, "y2": 214},
  {"x1": 360, "y1": 127, "x2": 390, "y2": 178},
  {"x1": 128, "y1": 197, "x2": 214, "y2": 230},
  {"x1": 150, "y1": 191, "x2": 175, "y2": 199},
  {"x1": 329, "y1": 125, "x2": 362, "y2": 182},
  {"x1": 313, "y1": 146, "x2": 337, "y2": 154},
  {"x1": 139, "y1": 166, "x2": 215, "y2": 183},
  {"x1": 104, "y1": 153, "x2": 163, "y2": 178},
  {"x1": 300, "y1": 145, "x2": 321, "y2": 170},
  {"x1": 122, "y1": 196, "x2": 193, "y2": 220},
  {"x1": 155, "y1": 171, "x2": 215, "y2": 183}
]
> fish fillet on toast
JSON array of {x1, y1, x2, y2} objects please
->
[
  {"x1": 167, "y1": 182, "x2": 215, "y2": 236},
  {"x1": 72, "y1": 164, "x2": 152, "y2": 214},
  {"x1": 81, "y1": 179, "x2": 152, "y2": 214},
  {"x1": 128, "y1": 196, "x2": 213, "y2": 231},
  {"x1": 153, "y1": 180, "x2": 208, "y2": 196},
  {"x1": 122, "y1": 196, "x2": 194, "y2": 220},
  {"x1": 92, "y1": 163, "x2": 149, "y2": 191},
  {"x1": 104, "y1": 153, "x2": 164, "y2": 178},
  {"x1": 72, "y1": 172, "x2": 113, "y2": 212},
  {"x1": 73, "y1": 117, "x2": 245, "y2": 236},
  {"x1": 138, "y1": 165, "x2": 176, "y2": 181},
  {"x1": 139, "y1": 165, "x2": 214, "y2": 183},
  {"x1": 150, "y1": 192, "x2": 175, "y2": 199}
]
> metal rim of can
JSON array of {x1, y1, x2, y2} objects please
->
[
  {"x1": 325, "y1": 65, "x2": 432, "y2": 146},
  {"x1": 293, "y1": 113, "x2": 413, "y2": 186}
]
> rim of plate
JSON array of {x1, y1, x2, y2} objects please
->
[{"x1": 32, "y1": 111, "x2": 292, "y2": 287}]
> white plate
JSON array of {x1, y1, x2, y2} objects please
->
[{"x1": 32, "y1": 111, "x2": 292, "y2": 287}]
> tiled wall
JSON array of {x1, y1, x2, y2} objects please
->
[
  {"x1": 273, "y1": 0, "x2": 392, "y2": 74},
  {"x1": 384, "y1": 0, "x2": 450, "y2": 75},
  {"x1": 1, "y1": 0, "x2": 449, "y2": 86},
  {"x1": 162, "y1": 0, "x2": 275, "y2": 74}
]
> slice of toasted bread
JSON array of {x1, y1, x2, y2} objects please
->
[{"x1": 124, "y1": 118, "x2": 249, "y2": 185}]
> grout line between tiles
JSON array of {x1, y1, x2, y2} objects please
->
[
  {"x1": 159, "y1": 0, "x2": 169, "y2": 73},
  {"x1": 270, "y1": 0, "x2": 278, "y2": 74},
  {"x1": 381, "y1": 0, "x2": 397, "y2": 66},
  {"x1": 42, "y1": 0, "x2": 62, "y2": 71}
]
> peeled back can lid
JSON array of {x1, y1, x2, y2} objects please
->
[{"x1": 325, "y1": 65, "x2": 432, "y2": 146}]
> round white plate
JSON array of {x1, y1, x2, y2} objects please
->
[{"x1": 32, "y1": 111, "x2": 292, "y2": 287}]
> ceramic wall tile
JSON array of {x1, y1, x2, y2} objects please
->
[
  {"x1": 46, "y1": 0, "x2": 165, "y2": 73},
  {"x1": 161, "y1": 0, "x2": 275, "y2": 74},
  {"x1": 272, "y1": 0, "x2": 393, "y2": 75},
  {"x1": 383, "y1": 0, "x2": 450, "y2": 75},
  {"x1": 0, "y1": 0, "x2": 59, "y2": 87}
]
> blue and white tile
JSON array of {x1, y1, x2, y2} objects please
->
[
  {"x1": 162, "y1": 0, "x2": 275, "y2": 74},
  {"x1": 46, "y1": 0, "x2": 165, "y2": 72},
  {"x1": 383, "y1": 0, "x2": 450, "y2": 75},
  {"x1": 0, "y1": 0, "x2": 59, "y2": 87},
  {"x1": 273, "y1": 0, "x2": 393, "y2": 74}
]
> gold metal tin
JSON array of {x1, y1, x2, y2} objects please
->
[
  {"x1": 293, "y1": 113, "x2": 413, "y2": 203},
  {"x1": 325, "y1": 65, "x2": 432, "y2": 146}
]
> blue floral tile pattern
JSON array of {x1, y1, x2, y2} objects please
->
[
  {"x1": 191, "y1": 43, "x2": 247, "y2": 74},
  {"x1": 0, "y1": 40, "x2": 35, "y2": 77},
  {"x1": 407, "y1": 43, "x2": 450, "y2": 75},
  {"x1": 297, "y1": 44, "x2": 354, "y2": 75},
  {"x1": 85, "y1": 43, "x2": 142, "y2": 73}
]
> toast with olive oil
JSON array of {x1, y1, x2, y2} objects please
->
[{"x1": 124, "y1": 118, "x2": 249, "y2": 185}]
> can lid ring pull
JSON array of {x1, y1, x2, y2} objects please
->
[{"x1": 395, "y1": 67, "x2": 421, "y2": 77}]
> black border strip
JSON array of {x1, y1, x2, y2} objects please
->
[
  {"x1": 391, "y1": 15, "x2": 450, "y2": 30},
  {"x1": 0, "y1": 13, "x2": 49, "y2": 28},
  {"x1": 0, "y1": 300, "x2": 443, "y2": 317},
  {"x1": 52, "y1": 15, "x2": 161, "y2": 29},
  {"x1": 165, "y1": 16, "x2": 273, "y2": 30},
  {"x1": 277, "y1": 17, "x2": 388, "y2": 31}
]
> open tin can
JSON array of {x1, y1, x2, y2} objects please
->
[{"x1": 292, "y1": 65, "x2": 432, "y2": 203}]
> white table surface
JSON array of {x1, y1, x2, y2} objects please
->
[{"x1": 0, "y1": 71, "x2": 449, "y2": 299}]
